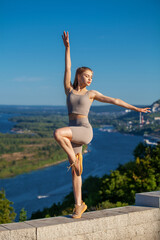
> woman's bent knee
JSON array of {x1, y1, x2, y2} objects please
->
[{"x1": 53, "y1": 129, "x2": 61, "y2": 141}]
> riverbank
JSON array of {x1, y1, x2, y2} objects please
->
[
  {"x1": 0, "y1": 137, "x2": 88, "y2": 179},
  {"x1": 0, "y1": 129, "x2": 145, "y2": 220},
  {"x1": 0, "y1": 110, "x2": 158, "y2": 179}
]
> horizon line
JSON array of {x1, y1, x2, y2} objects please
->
[{"x1": 0, "y1": 103, "x2": 151, "y2": 107}]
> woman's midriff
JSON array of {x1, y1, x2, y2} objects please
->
[{"x1": 69, "y1": 113, "x2": 87, "y2": 120}]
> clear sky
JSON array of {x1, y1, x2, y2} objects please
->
[{"x1": 0, "y1": 0, "x2": 160, "y2": 106}]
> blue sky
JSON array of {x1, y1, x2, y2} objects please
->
[{"x1": 0, "y1": 0, "x2": 160, "y2": 106}]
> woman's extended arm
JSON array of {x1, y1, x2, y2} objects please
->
[
  {"x1": 62, "y1": 31, "x2": 73, "y2": 95},
  {"x1": 90, "y1": 90, "x2": 151, "y2": 113}
]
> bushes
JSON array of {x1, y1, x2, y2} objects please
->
[
  {"x1": 31, "y1": 143, "x2": 160, "y2": 220},
  {"x1": 1, "y1": 143, "x2": 159, "y2": 222},
  {"x1": 99, "y1": 143, "x2": 160, "y2": 205}
]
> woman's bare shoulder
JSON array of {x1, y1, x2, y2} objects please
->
[
  {"x1": 88, "y1": 90, "x2": 101, "y2": 96},
  {"x1": 87, "y1": 90, "x2": 101, "y2": 102}
]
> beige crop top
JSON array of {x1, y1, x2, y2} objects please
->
[{"x1": 66, "y1": 90, "x2": 92, "y2": 116}]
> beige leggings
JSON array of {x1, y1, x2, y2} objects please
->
[{"x1": 69, "y1": 118, "x2": 93, "y2": 154}]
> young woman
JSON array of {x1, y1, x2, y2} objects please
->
[{"x1": 54, "y1": 31, "x2": 151, "y2": 219}]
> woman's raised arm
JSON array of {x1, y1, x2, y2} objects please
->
[
  {"x1": 62, "y1": 31, "x2": 73, "y2": 95},
  {"x1": 90, "y1": 90, "x2": 151, "y2": 113}
]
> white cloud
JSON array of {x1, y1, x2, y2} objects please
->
[{"x1": 13, "y1": 76, "x2": 44, "y2": 82}]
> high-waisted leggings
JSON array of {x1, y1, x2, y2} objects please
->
[{"x1": 69, "y1": 117, "x2": 93, "y2": 155}]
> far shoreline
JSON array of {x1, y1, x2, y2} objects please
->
[{"x1": 0, "y1": 147, "x2": 89, "y2": 180}]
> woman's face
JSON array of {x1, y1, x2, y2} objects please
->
[{"x1": 78, "y1": 70, "x2": 93, "y2": 87}]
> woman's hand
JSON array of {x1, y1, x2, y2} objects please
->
[
  {"x1": 136, "y1": 107, "x2": 151, "y2": 113},
  {"x1": 62, "y1": 31, "x2": 70, "y2": 48}
]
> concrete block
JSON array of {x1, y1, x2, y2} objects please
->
[
  {"x1": 36, "y1": 222, "x2": 81, "y2": 240},
  {"x1": 104, "y1": 228, "x2": 118, "y2": 240},
  {"x1": 132, "y1": 233, "x2": 160, "y2": 240},
  {"x1": 135, "y1": 191, "x2": 160, "y2": 208},
  {"x1": 58, "y1": 230, "x2": 118, "y2": 240},
  {"x1": 0, "y1": 225, "x2": 10, "y2": 240},
  {"x1": 142, "y1": 221, "x2": 160, "y2": 235},
  {"x1": 128, "y1": 221, "x2": 160, "y2": 239},
  {"x1": 128, "y1": 208, "x2": 160, "y2": 225},
  {"x1": 1, "y1": 191, "x2": 160, "y2": 240},
  {"x1": 36, "y1": 220, "x2": 102, "y2": 240},
  {"x1": 131, "y1": 236, "x2": 147, "y2": 240},
  {"x1": 107, "y1": 214, "x2": 128, "y2": 230},
  {"x1": 115, "y1": 226, "x2": 131, "y2": 239},
  {"x1": 30, "y1": 209, "x2": 128, "y2": 240},
  {"x1": 1, "y1": 222, "x2": 36, "y2": 240},
  {"x1": 128, "y1": 224, "x2": 145, "y2": 238}
]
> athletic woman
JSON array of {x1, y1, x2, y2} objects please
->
[{"x1": 54, "y1": 31, "x2": 151, "y2": 219}]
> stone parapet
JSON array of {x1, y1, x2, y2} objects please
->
[{"x1": 0, "y1": 191, "x2": 160, "y2": 240}]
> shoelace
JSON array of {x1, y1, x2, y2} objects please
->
[
  {"x1": 72, "y1": 202, "x2": 85, "y2": 215},
  {"x1": 67, "y1": 154, "x2": 79, "y2": 172},
  {"x1": 67, "y1": 160, "x2": 77, "y2": 172},
  {"x1": 67, "y1": 162, "x2": 74, "y2": 172}
]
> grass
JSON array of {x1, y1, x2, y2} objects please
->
[{"x1": 0, "y1": 134, "x2": 87, "y2": 178}]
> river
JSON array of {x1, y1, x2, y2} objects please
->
[
  {"x1": 0, "y1": 115, "x2": 143, "y2": 220},
  {"x1": 0, "y1": 113, "x2": 18, "y2": 133}
]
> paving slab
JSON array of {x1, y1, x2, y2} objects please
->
[
  {"x1": 0, "y1": 191, "x2": 160, "y2": 240},
  {"x1": 1, "y1": 222, "x2": 36, "y2": 240},
  {"x1": 135, "y1": 191, "x2": 160, "y2": 208}
]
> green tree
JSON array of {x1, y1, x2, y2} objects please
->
[
  {"x1": 31, "y1": 143, "x2": 160, "y2": 220},
  {"x1": 0, "y1": 189, "x2": 16, "y2": 224},
  {"x1": 99, "y1": 144, "x2": 160, "y2": 205},
  {"x1": 19, "y1": 208, "x2": 27, "y2": 222}
]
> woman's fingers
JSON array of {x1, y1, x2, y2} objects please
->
[
  {"x1": 139, "y1": 108, "x2": 151, "y2": 113},
  {"x1": 62, "y1": 31, "x2": 66, "y2": 40},
  {"x1": 62, "y1": 31, "x2": 69, "y2": 39},
  {"x1": 62, "y1": 31, "x2": 69, "y2": 48},
  {"x1": 145, "y1": 108, "x2": 151, "y2": 112},
  {"x1": 62, "y1": 32, "x2": 68, "y2": 41}
]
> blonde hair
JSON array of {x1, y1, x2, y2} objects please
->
[{"x1": 73, "y1": 67, "x2": 93, "y2": 89}]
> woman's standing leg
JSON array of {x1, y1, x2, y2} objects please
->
[
  {"x1": 71, "y1": 143, "x2": 83, "y2": 205},
  {"x1": 71, "y1": 143, "x2": 87, "y2": 219},
  {"x1": 54, "y1": 127, "x2": 82, "y2": 205}
]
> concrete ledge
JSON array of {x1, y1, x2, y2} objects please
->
[
  {"x1": 0, "y1": 222, "x2": 36, "y2": 240},
  {"x1": 135, "y1": 191, "x2": 160, "y2": 208},
  {"x1": 1, "y1": 206, "x2": 160, "y2": 240},
  {"x1": 0, "y1": 191, "x2": 160, "y2": 240}
]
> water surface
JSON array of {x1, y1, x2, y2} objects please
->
[{"x1": 0, "y1": 127, "x2": 143, "y2": 220}]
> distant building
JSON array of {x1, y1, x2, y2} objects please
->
[{"x1": 154, "y1": 117, "x2": 160, "y2": 121}]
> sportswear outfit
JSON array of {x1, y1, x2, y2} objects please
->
[
  {"x1": 66, "y1": 89, "x2": 92, "y2": 218},
  {"x1": 66, "y1": 89, "x2": 93, "y2": 155}
]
